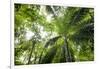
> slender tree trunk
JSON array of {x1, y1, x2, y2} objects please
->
[
  {"x1": 33, "y1": 51, "x2": 37, "y2": 64},
  {"x1": 38, "y1": 48, "x2": 45, "y2": 63},
  {"x1": 64, "y1": 35, "x2": 72, "y2": 62},
  {"x1": 27, "y1": 41, "x2": 36, "y2": 64}
]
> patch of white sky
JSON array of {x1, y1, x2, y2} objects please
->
[
  {"x1": 37, "y1": 24, "x2": 48, "y2": 39},
  {"x1": 46, "y1": 14, "x2": 53, "y2": 23},
  {"x1": 25, "y1": 28, "x2": 35, "y2": 40}
]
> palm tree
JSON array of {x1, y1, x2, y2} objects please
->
[
  {"x1": 39, "y1": 6, "x2": 94, "y2": 63},
  {"x1": 14, "y1": 4, "x2": 94, "y2": 65}
]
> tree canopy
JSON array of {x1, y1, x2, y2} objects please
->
[{"x1": 14, "y1": 4, "x2": 94, "y2": 65}]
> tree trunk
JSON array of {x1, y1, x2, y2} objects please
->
[
  {"x1": 27, "y1": 41, "x2": 36, "y2": 64},
  {"x1": 64, "y1": 35, "x2": 72, "y2": 62},
  {"x1": 38, "y1": 48, "x2": 44, "y2": 63}
]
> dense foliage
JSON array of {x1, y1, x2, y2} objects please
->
[{"x1": 14, "y1": 4, "x2": 94, "y2": 65}]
